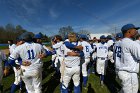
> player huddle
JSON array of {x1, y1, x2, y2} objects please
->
[{"x1": 0, "y1": 23, "x2": 140, "y2": 93}]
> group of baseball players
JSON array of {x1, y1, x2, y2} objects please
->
[{"x1": 0, "y1": 23, "x2": 140, "y2": 93}]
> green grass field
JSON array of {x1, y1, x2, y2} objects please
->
[
  {"x1": 0, "y1": 46, "x2": 140, "y2": 93},
  {"x1": 0, "y1": 46, "x2": 8, "y2": 49},
  {"x1": 2, "y1": 57, "x2": 140, "y2": 93}
]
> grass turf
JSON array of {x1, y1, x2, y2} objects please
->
[{"x1": 1, "y1": 55, "x2": 140, "y2": 93}]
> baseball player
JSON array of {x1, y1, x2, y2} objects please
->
[
  {"x1": 61, "y1": 32, "x2": 83, "y2": 93},
  {"x1": 0, "y1": 50, "x2": 9, "y2": 93},
  {"x1": 8, "y1": 40, "x2": 16, "y2": 55},
  {"x1": 9, "y1": 38, "x2": 24, "y2": 93},
  {"x1": 106, "y1": 35, "x2": 114, "y2": 48},
  {"x1": 8, "y1": 32, "x2": 46, "y2": 93},
  {"x1": 52, "y1": 35, "x2": 65, "y2": 78},
  {"x1": 96, "y1": 35, "x2": 108, "y2": 86},
  {"x1": 79, "y1": 35, "x2": 93, "y2": 87},
  {"x1": 51, "y1": 37, "x2": 57, "y2": 69},
  {"x1": 33, "y1": 33, "x2": 52, "y2": 57},
  {"x1": 89, "y1": 37, "x2": 98, "y2": 74},
  {"x1": 117, "y1": 24, "x2": 140, "y2": 93},
  {"x1": 114, "y1": 33, "x2": 123, "y2": 73}
]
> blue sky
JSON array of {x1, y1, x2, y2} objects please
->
[{"x1": 0, "y1": 0, "x2": 140, "y2": 36}]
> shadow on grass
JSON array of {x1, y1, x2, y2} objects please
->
[
  {"x1": 104, "y1": 62, "x2": 121, "y2": 93},
  {"x1": 42, "y1": 72, "x2": 60, "y2": 93},
  {"x1": 42, "y1": 61, "x2": 60, "y2": 93},
  {"x1": 87, "y1": 83, "x2": 95, "y2": 93}
]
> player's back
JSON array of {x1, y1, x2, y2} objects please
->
[
  {"x1": 64, "y1": 41, "x2": 81, "y2": 67},
  {"x1": 81, "y1": 41, "x2": 93, "y2": 58},
  {"x1": 120, "y1": 38, "x2": 140, "y2": 73},
  {"x1": 14, "y1": 42, "x2": 45, "y2": 69},
  {"x1": 114, "y1": 40, "x2": 122, "y2": 71},
  {"x1": 53, "y1": 41, "x2": 64, "y2": 57}
]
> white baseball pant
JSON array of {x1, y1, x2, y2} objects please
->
[
  {"x1": 62, "y1": 66, "x2": 80, "y2": 89},
  {"x1": 118, "y1": 71, "x2": 138, "y2": 93},
  {"x1": 96, "y1": 58, "x2": 107, "y2": 75},
  {"x1": 21, "y1": 65, "x2": 42, "y2": 93},
  {"x1": 82, "y1": 58, "x2": 90, "y2": 76}
]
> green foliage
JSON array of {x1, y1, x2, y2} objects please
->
[{"x1": 0, "y1": 24, "x2": 28, "y2": 43}]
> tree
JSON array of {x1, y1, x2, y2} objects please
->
[
  {"x1": 59, "y1": 26, "x2": 74, "y2": 38},
  {"x1": 5, "y1": 23, "x2": 15, "y2": 32},
  {"x1": 77, "y1": 30, "x2": 91, "y2": 35},
  {"x1": 15, "y1": 25, "x2": 23, "y2": 32}
]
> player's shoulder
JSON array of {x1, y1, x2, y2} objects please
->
[
  {"x1": 104, "y1": 43, "x2": 109, "y2": 46},
  {"x1": 121, "y1": 38, "x2": 133, "y2": 46},
  {"x1": 10, "y1": 44, "x2": 16, "y2": 48},
  {"x1": 33, "y1": 43, "x2": 44, "y2": 48},
  {"x1": 95, "y1": 43, "x2": 100, "y2": 46}
]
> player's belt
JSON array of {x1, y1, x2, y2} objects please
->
[
  {"x1": 66, "y1": 65, "x2": 80, "y2": 68},
  {"x1": 97, "y1": 57, "x2": 106, "y2": 60}
]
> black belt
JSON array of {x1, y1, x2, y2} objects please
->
[
  {"x1": 66, "y1": 65, "x2": 80, "y2": 68},
  {"x1": 97, "y1": 57, "x2": 106, "y2": 60}
]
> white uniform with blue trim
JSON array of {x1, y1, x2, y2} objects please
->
[
  {"x1": 9, "y1": 44, "x2": 16, "y2": 54},
  {"x1": 9, "y1": 42, "x2": 46, "y2": 93},
  {"x1": 62, "y1": 41, "x2": 81, "y2": 90},
  {"x1": 114, "y1": 40, "x2": 122, "y2": 73},
  {"x1": 9, "y1": 44, "x2": 23, "y2": 85},
  {"x1": 81, "y1": 41, "x2": 93, "y2": 76},
  {"x1": 53, "y1": 41, "x2": 64, "y2": 68},
  {"x1": 118, "y1": 38, "x2": 140, "y2": 93},
  {"x1": 92, "y1": 42, "x2": 98, "y2": 61},
  {"x1": 96, "y1": 43, "x2": 108, "y2": 75}
]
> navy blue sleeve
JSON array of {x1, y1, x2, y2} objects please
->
[
  {"x1": 18, "y1": 57, "x2": 22, "y2": 65},
  {"x1": 91, "y1": 44, "x2": 94, "y2": 49},
  {"x1": 8, "y1": 59, "x2": 16, "y2": 67},
  {"x1": 51, "y1": 50, "x2": 56, "y2": 55},
  {"x1": 46, "y1": 50, "x2": 52, "y2": 56},
  {"x1": 78, "y1": 51, "x2": 84, "y2": 57},
  {"x1": 64, "y1": 41, "x2": 76, "y2": 49}
]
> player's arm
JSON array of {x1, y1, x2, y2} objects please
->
[
  {"x1": 64, "y1": 41, "x2": 83, "y2": 51},
  {"x1": 130, "y1": 43, "x2": 140, "y2": 62},
  {"x1": 52, "y1": 42, "x2": 63, "y2": 49},
  {"x1": 8, "y1": 47, "x2": 20, "y2": 67}
]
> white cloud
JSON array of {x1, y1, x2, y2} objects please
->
[{"x1": 48, "y1": 4, "x2": 60, "y2": 19}]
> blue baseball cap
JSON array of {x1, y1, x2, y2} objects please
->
[
  {"x1": 100, "y1": 35, "x2": 106, "y2": 39},
  {"x1": 116, "y1": 33, "x2": 123, "y2": 38},
  {"x1": 106, "y1": 35, "x2": 112, "y2": 39},
  {"x1": 121, "y1": 24, "x2": 140, "y2": 32},
  {"x1": 34, "y1": 33, "x2": 42, "y2": 39}
]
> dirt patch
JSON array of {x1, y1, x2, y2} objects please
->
[{"x1": 1, "y1": 49, "x2": 9, "y2": 55}]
